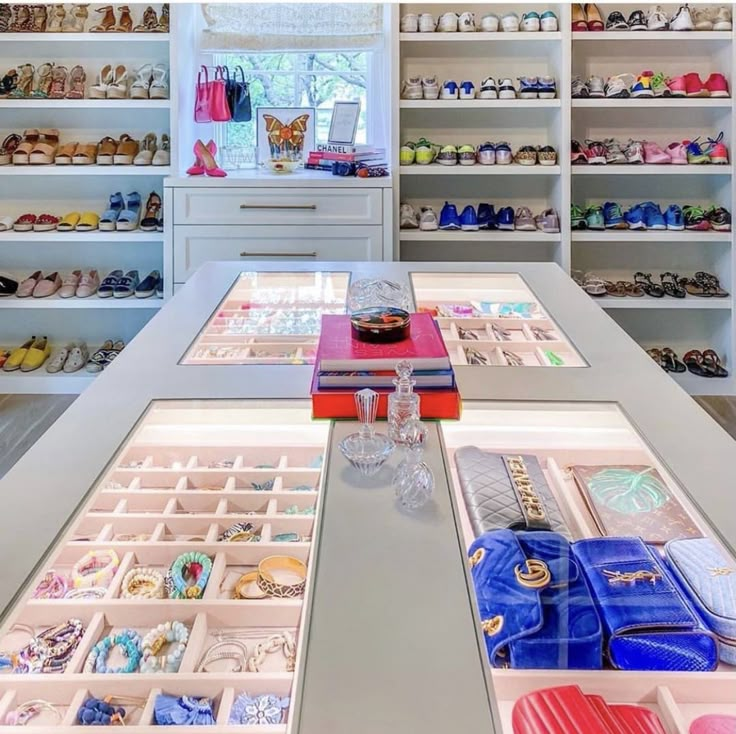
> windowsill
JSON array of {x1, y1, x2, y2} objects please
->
[{"x1": 165, "y1": 168, "x2": 393, "y2": 188}]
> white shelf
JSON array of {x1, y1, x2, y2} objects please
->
[
  {"x1": 400, "y1": 165, "x2": 560, "y2": 175},
  {"x1": 0, "y1": 99, "x2": 170, "y2": 109},
  {"x1": 0, "y1": 296, "x2": 163, "y2": 309},
  {"x1": 571, "y1": 231, "x2": 731, "y2": 242},
  {"x1": 572, "y1": 165, "x2": 731, "y2": 175},
  {"x1": 0, "y1": 231, "x2": 163, "y2": 242},
  {"x1": 0, "y1": 369, "x2": 96, "y2": 395},
  {"x1": 400, "y1": 99, "x2": 560, "y2": 109},
  {"x1": 399, "y1": 31, "x2": 561, "y2": 42},
  {"x1": 572, "y1": 31, "x2": 731, "y2": 41},
  {"x1": 0, "y1": 32, "x2": 169, "y2": 42},
  {"x1": 671, "y1": 370, "x2": 735, "y2": 395},
  {"x1": 0, "y1": 166, "x2": 171, "y2": 176},
  {"x1": 399, "y1": 230, "x2": 561, "y2": 242},
  {"x1": 572, "y1": 98, "x2": 732, "y2": 108},
  {"x1": 597, "y1": 296, "x2": 732, "y2": 309}
]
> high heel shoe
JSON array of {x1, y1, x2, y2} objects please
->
[{"x1": 187, "y1": 140, "x2": 224, "y2": 177}]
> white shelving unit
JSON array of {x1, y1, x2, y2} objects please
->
[{"x1": 0, "y1": 3, "x2": 175, "y2": 394}]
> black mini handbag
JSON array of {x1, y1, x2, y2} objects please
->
[{"x1": 226, "y1": 66, "x2": 252, "y2": 122}]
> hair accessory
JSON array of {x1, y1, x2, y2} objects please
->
[
  {"x1": 196, "y1": 638, "x2": 248, "y2": 672},
  {"x1": 251, "y1": 479, "x2": 275, "y2": 491},
  {"x1": 71, "y1": 549, "x2": 120, "y2": 589},
  {"x1": 32, "y1": 570, "x2": 68, "y2": 599},
  {"x1": 121, "y1": 567, "x2": 166, "y2": 599},
  {"x1": 140, "y1": 620, "x2": 189, "y2": 673},
  {"x1": 165, "y1": 552, "x2": 212, "y2": 599},
  {"x1": 77, "y1": 697, "x2": 130, "y2": 726},
  {"x1": 4, "y1": 700, "x2": 61, "y2": 726},
  {"x1": 83, "y1": 629, "x2": 142, "y2": 674},
  {"x1": 229, "y1": 693, "x2": 290, "y2": 725},
  {"x1": 154, "y1": 694, "x2": 215, "y2": 726},
  {"x1": 257, "y1": 556, "x2": 307, "y2": 599}
]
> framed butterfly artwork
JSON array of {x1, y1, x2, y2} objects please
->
[{"x1": 256, "y1": 106, "x2": 316, "y2": 167}]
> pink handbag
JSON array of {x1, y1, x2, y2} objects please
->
[{"x1": 194, "y1": 66, "x2": 231, "y2": 123}]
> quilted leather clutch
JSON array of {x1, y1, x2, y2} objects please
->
[
  {"x1": 468, "y1": 529, "x2": 601, "y2": 669},
  {"x1": 574, "y1": 537, "x2": 718, "y2": 671},
  {"x1": 587, "y1": 697, "x2": 668, "y2": 734},
  {"x1": 690, "y1": 714, "x2": 736, "y2": 734},
  {"x1": 666, "y1": 537, "x2": 736, "y2": 664},
  {"x1": 569, "y1": 464, "x2": 701, "y2": 544},
  {"x1": 454, "y1": 447, "x2": 570, "y2": 538}
]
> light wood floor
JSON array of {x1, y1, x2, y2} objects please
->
[{"x1": 695, "y1": 397, "x2": 736, "y2": 441}]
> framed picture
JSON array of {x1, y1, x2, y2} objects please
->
[
  {"x1": 328, "y1": 101, "x2": 361, "y2": 145},
  {"x1": 256, "y1": 106, "x2": 316, "y2": 165}
]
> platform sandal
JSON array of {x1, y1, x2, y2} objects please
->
[
  {"x1": 31, "y1": 62, "x2": 54, "y2": 98},
  {"x1": 149, "y1": 64, "x2": 169, "y2": 99},
  {"x1": 72, "y1": 142, "x2": 98, "y2": 165},
  {"x1": 65, "y1": 64, "x2": 86, "y2": 99},
  {"x1": 0, "y1": 134, "x2": 21, "y2": 165},
  {"x1": 634, "y1": 271, "x2": 665, "y2": 298},
  {"x1": 63, "y1": 3, "x2": 89, "y2": 32},
  {"x1": 659, "y1": 272, "x2": 686, "y2": 298},
  {"x1": 684, "y1": 350, "x2": 712, "y2": 377},
  {"x1": 90, "y1": 4, "x2": 115, "y2": 31},
  {"x1": 0, "y1": 4, "x2": 11, "y2": 31},
  {"x1": 54, "y1": 141, "x2": 78, "y2": 165},
  {"x1": 11, "y1": 129, "x2": 39, "y2": 165},
  {"x1": 48, "y1": 65, "x2": 68, "y2": 98},
  {"x1": 152, "y1": 133, "x2": 169, "y2": 165},
  {"x1": 702, "y1": 349, "x2": 729, "y2": 377},
  {"x1": 133, "y1": 5, "x2": 157, "y2": 31},
  {"x1": 89, "y1": 64, "x2": 112, "y2": 98},
  {"x1": 29, "y1": 129, "x2": 59, "y2": 165},
  {"x1": 30, "y1": 4, "x2": 47, "y2": 31},
  {"x1": 130, "y1": 63, "x2": 152, "y2": 98},
  {"x1": 10, "y1": 64, "x2": 34, "y2": 97},
  {"x1": 113, "y1": 4, "x2": 132, "y2": 31},
  {"x1": 694, "y1": 271, "x2": 729, "y2": 297},
  {"x1": 96, "y1": 136, "x2": 117, "y2": 165},
  {"x1": 113, "y1": 134, "x2": 138, "y2": 165},
  {"x1": 140, "y1": 192, "x2": 161, "y2": 231},
  {"x1": 661, "y1": 347, "x2": 686, "y2": 373},
  {"x1": 106, "y1": 64, "x2": 128, "y2": 99},
  {"x1": 133, "y1": 132, "x2": 156, "y2": 165},
  {"x1": 47, "y1": 4, "x2": 65, "y2": 31},
  {"x1": 116, "y1": 191, "x2": 142, "y2": 230},
  {"x1": 0, "y1": 69, "x2": 19, "y2": 98},
  {"x1": 154, "y1": 2, "x2": 168, "y2": 32}
]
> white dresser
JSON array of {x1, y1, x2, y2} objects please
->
[{"x1": 164, "y1": 171, "x2": 393, "y2": 293}]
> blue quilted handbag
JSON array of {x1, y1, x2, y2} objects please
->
[
  {"x1": 574, "y1": 537, "x2": 718, "y2": 671},
  {"x1": 468, "y1": 529, "x2": 602, "y2": 669},
  {"x1": 666, "y1": 537, "x2": 736, "y2": 664}
]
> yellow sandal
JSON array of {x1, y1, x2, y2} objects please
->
[
  {"x1": 58, "y1": 212, "x2": 81, "y2": 231},
  {"x1": 76, "y1": 211, "x2": 100, "y2": 231}
]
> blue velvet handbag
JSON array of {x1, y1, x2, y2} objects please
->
[
  {"x1": 467, "y1": 529, "x2": 602, "y2": 669},
  {"x1": 573, "y1": 537, "x2": 718, "y2": 671}
]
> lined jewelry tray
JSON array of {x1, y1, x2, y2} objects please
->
[
  {"x1": 440, "y1": 403, "x2": 736, "y2": 733},
  {"x1": 0, "y1": 402, "x2": 329, "y2": 731},
  {"x1": 182, "y1": 271, "x2": 350, "y2": 366}
]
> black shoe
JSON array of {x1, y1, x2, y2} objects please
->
[
  {"x1": 606, "y1": 10, "x2": 628, "y2": 29},
  {"x1": 0, "y1": 274, "x2": 18, "y2": 296},
  {"x1": 135, "y1": 270, "x2": 160, "y2": 299},
  {"x1": 627, "y1": 9, "x2": 647, "y2": 29}
]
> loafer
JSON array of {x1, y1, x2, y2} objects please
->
[
  {"x1": 86, "y1": 339, "x2": 114, "y2": 373},
  {"x1": 16, "y1": 270, "x2": 43, "y2": 298},
  {"x1": 135, "y1": 270, "x2": 160, "y2": 298},
  {"x1": 63, "y1": 342, "x2": 89, "y2": 373},
  {"x1": 2, "y1": 337, "x2": 34, "y2": 372},
  {"x1": 58, "y1": 270, "x2": 82, "y2": 298},
  {"x1": 76, "y1": 269, "x2": 100, "y2": 298},
  {"x1": 46, "y1": 344, "x2": 72, "y2": 373},
  {"x1": 113, "y1": 269, "x2": 139, "y2": 298},
  {"x1": 32, "y1": 271, "x2": 62, "y2": 298},
  {"x1": 98, "y1": 269, "x2": 123, "y2": 298},
  {"x1": 0, "y1": 274, "x2": 18, "y2": 297},
  {"x1": 20, "y1": 336, "x2": 50, "y2": 372}
]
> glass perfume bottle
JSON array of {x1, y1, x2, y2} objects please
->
[
  {"x1": 393, "y1": 419, "x2": 434, "y2": 511},
  {"x1": 338, "y1": 389, "x2": 395, "y2": 477},
  {"x1": 387, "y1": 360, "x2": 420, "y2": 443}
]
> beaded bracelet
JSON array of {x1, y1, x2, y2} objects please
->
[
  {"x1": 4, "y1": 699, "x2": 61, "y2": 726},
  {"x1": 83, "y1": 629, "x2": 142, "y2": 674},
  {"x1": 140, "y1": 620, "x2": 189, "y2": 674},
  {"x1": 121, "y1": 567, "x2": 166, "y2": 599},
  {"x1": 71, "y1": 550, "x2": 120, "y2": 589},
  {"x1": 165, "y1": 552, "x2": 212, "y2": 599},
  {"x1": 13, "y1": 619, "x2": 85, "y2": 673},
  {"x1": 32, "y1": 570, "x2": 68, "y2": 599}
]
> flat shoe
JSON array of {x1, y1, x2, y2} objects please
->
[
  {"x1": 63, "y1": 342, "x2": 89, "y2": 373},
  {"x1": 20, "y1": 336, "x2": 50, "y2": 372},
  {"x1": 46, "y1": 344, "x2": 71, "y2": 373},
  {"x1": 2, "y1": 337, "x2": 35, "y2": 372}
]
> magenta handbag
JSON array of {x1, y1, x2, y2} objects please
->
[
  {"x1": 210, "y1": 66, "x2": 232, "y2": 122},
  {"x1": 194, "y1": 65, "x2": 213, "y2": 123},
  {"x1": 194, "y1": 66, "x2": 231, "y2": 123}
]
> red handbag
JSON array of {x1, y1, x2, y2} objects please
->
[{"x1": 194, "y1": 66, "x2": 231, "y2": 123}]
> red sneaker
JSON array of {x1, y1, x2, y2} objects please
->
[
  {"x1": 704, "y1": 73, "x2": 730, "y2": 98},
  {"x1": 684, "y1": 72, "x2": 709, "y2": 97},
  {"x1": 706, "y1": 131, "x2": 729, "y2": 164}
]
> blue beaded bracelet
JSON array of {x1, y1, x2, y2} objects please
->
[{"x1": 83, "y1": 629, "x2": 142, "y2": 674}]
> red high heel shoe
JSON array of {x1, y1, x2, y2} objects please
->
[{"x1": 186, "y1": 139, "x2": 219, "y2": 176}]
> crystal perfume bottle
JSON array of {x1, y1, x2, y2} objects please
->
[
  {"x1": 393, "y1": 419, "x2": 434, "y2": 511},
  {"x1": 338, "y1": 389, "x2": 395, "y2": 477},
  {"x1": 387, "y1": 360, "x2": 420, "y2": 443}
]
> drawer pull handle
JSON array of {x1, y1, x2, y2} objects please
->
[
  {"x1": 239, "y1": 204, "x2": 317, "y2": 210},
  {"x1": 240, "y1": 251, "x2": 317, "y2": 258}
]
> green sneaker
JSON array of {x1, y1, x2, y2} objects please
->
[
  {"x1": 458, "y1": 144, "x2": 476, "y2": 166},
  {"x1": 400, "y1": 141, "x2": 416, "y2": 166},
  {"x1": 585, "y1": 205, "x2": 605, "y2": 230},
  {"x1": 650, "y1": 72, "x2": 671, "y2": 97},
  {"x1": 437, "y1": 144, "x2": 458, "y2": 166},
  {"x1": 571, "y1": 204, "x2": 586, "y2": 229},
  {"x1": 415, "y1": 138, "x2": 436, "y2": 165}
]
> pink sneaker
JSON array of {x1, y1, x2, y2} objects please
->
[
  {"x1": 706, "y1": 131, "x2": 729, "y2": 164},
  {"x1": 704, "y1": 73, "x2": 730, "y2": 98},
  {"x1": 666, "y1": 141, "x2": 688, "y2": 165},
  {"x1": 666, "y1": 75, "x2": 687, "y2": 97},
  {"x1": 643, "y1": 140, "x2": 671, "y2": 164}
]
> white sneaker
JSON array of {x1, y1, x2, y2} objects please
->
[
  {"x1": 422, "y1": 76, "x2": 439, "y2": 99},
  {"x1": 400, "y1": 203, "x2": 419, "y2": 229},
  {"x1": 520, "y1": 12, "x2": 540, "y2": 31},
  {"x1": 440, "y1": 80, "x2": 459, "y2": 100},
  {"x1": 501, "y1": 12, "x2": 519, "y2": 32},
  {"x1": 587, "y1": 75, "x2": 605, "y2": 97},
  {"x1": 498, "y1": 79, "x2": 516, "y2": 99},
  {"x1": 437, "y1": 12, "x2": 458, "y2": 32},
  {"x1": 540, "y1": 11, "x2": 558, "y2": 31},
  {"x1": 458, "y1": 80, "x2": 475, "y2": 99},
  {"x1": 401, "y1": 77, "x2": 423, "y2": 100},
  {"x1": 418, "y1": 13, "x2": 435, "y2": 32},
  {"x1": 400, "y1": 13, "x2": 418, "y2": 32},
  {"x1": 605, "y1": 73, "x2": 636, "y2": 98},
  {"x1": 477, "y1": 77, "x2": 498, "y2": 99},
  {"x1": 692, "y1": 6, "x2": 713, "y2": 29},
  {"x1": 458, "y1": 11, "x2": 475, "y2": 32},
  {"x1": 647, "y1": 5, "x2": 669, "y2": 30},
  {"x1": 712, "y1": 5, "x2": 732, "y2": 30},
  {"x1": 419, "y1": 207, "x2": 439, "y2": 231},
  {"x1": 480, "y1": 13, "x2": 499, "y2": 31},
  {"x1": 670, "y1": 4, "x2": 694, "y2": 30}
]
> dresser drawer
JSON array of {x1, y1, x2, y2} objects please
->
[
  {"x1": 173, "y1": 188, "x2": 382, "y2": 225},
  {"x1": 173, "y1": 225, "x2": 383, "y2": 282}
]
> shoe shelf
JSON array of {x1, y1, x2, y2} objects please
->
[
  {"x1": 571, "y1": 230, "x2": 731, "y2": 242},
  {"x1": 572, "y1": 98, "x2": 733, "y2": 108},
  {"x1": 597, "y1": 296, "x2": 732, "y2": 309},
  {"x1": 0, "y1": 32, "x2": 170, "y2": 43},
  {"x1": 0, "y1": 231, "x2": 163, "y2": 242},
  {"x1": 0, "y1": 166, "x2": 172, "y2": 176},
  {"x1": 400, "y1": 230, "x2": 561, "y2": 242},
  {"x1": 0, "y1": 99, "x2": 171, "y2": 109},
  {"x1": 400, "y1": 165, "x2": 561, "y2": 175},
  {"x1": 572, "y1": 31, "x2": 732, "y2": 41},
  {"x1": 0, "y1": 369, "x2": 96, "y2": 394},
  {"x1": 0, "y1": 297, "x2": 163, "y2": 310},
  {"x1": 399, "y1": 99, "x2": 561, "y2": 109},
  {"x1": 399, "y1": 31, "x2": 562, "y2": 42},
  {"x1": 0, "y1": 402, "x2": 327, "y2": 730},
  {"x1": 572, "y1": 165, "x2": 731, "y2": 175}
]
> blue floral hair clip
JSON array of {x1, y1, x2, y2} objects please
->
[{"x1": 229, "y1": 693, "x2": 290, "y2": 726}]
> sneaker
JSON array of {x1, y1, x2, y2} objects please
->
[
  {"x1": 647, "y1": 5, "x2": 669, "y2": 30},
  {"x1": 478, "y1": 203, "x2": 497, "y2": 229},
  {"x1": 422, "y1": 76, "x2": 440, "y2": 99},
  {"x1": 538, "y1": 76, "x2": 557, "y2": 99},
  {"x1": 460, "y1": 205, "x2": 479, "y2": 230},
  {"x1": 400, "y1": 13, "x2": 418, "y2": 32},
  {"x1": 585, "y1": 139, "x2": 608, "y2": 164},
  {"x1": 476, "y1": 141, "x2": 496, "y2": 165},
  {"x1": 399, "y1": 203, "x2": 419, "y2": 229},
  {"x1": 631, "y1": 71, "x2": 654, "y2": 97},
  {"x1": 536, "y1": 208, "x2": 560, "y2": 233},
  {"x1": 706, "y1": 205, "x2": 731, "y2": 231},
  {"x1": 518, "y1": 76, "x2": 539, "y2": 98},
  {"x1": 439, "y1": 202, "x2": 461, "y2": 229},
  {"x1": 415, "y1": 138, "x2": 436, "y2": 165},
  {"x1": 670, "y1": 4, "x2": 694, "y2": 30},
  {"x1": 571, "y1": 140, "x2": 588, "y2": 164},
  {"x1": 666, "y1": 141, "x2": 688, "y2": 164},
  {"x1": 586, "y1": 205, "x2": 605, "y2": 230},
  {"x1": 441, "y1": 80, "x2": 459, "y2": 100},
  {"x1": 667, "y1": 75, "x2": 687, "y2": 96},
  {"x1": 624, "y1": 139, "x2": 645, "y2": 164},
  {"x1": 683, "y1": 205, "x2": 710, "y2": 230},
  {"x1": 587, "y1": 75, "x2": 605, "y2": 97},
  {"x1": 480, "y1": 13, "x2": 499, "y2": 31},
  {"x1": 712, "y1": 6, "x2": 732, "y2": 30},
  {"x1": 401, "y1": 77, "x2": 423, "y2": 100},
  {"x1": 605, "y1": 73, "x2": 635, "y2": 98},
  {"x1": 706, "y1": 132, "x2": 729, "y2": 164},
  {"x1": 478, "y1": 77, "x2": 498, "y2": 99},
  {"x1": 458, "y1": 80, "x2": 475, "y2": 99},
  {"x1": 665, "y1": 204, "x2": 685, "y2": 230},
  {"x1": 419, "y1": 206, "x2": 439, "y2": 230},
  {"x1": 520, "y1": 11, "x2": 540, "y2": 31},
  {"x1": 515, "y1": 206, "x2": 536, "y2": 231},
  {"x1": 538, "y1": 145, "x2": 557, "y2": 165},
  {"x1": 627, "y1": 9, "x2": 647, "y2": 29},
  {"x1": 572, "y1": 75, "x2": 589, "y2": 98},
  {"x1": 650, "y1": 72, "x2": 671, "y2": 97},
  {"x1": 437, "y1": 145, "x2": 458, "y2": 165},
  {"x1": 692, "y1": 6, "x2": 713, "y2": 30},
  {"x1": 685, "y1": 72, "x2": 708, "y2": 97},
  {"x1": 604, "y1": 202, "x2": 627, "y2": 228},
  {"x1": 498, "y1": 79, "x2": 516, "y2": 99},
  {"x1": 495, "y1": 141, "x2": 512, "y2": 165},
  {"x1": 685, "y1": 138, "x2": 711, "y2": 164},
  {"x1": 642, "y1": 201, "x2": 666, "y2": 229},
  {"x1": 400, "y1": 141, "x2": 415, "y2": 165},
  {"x1": 501, "y1": 12, "x2": 520, "y2": 32},
  {"x1": 540, "y1": 10, "x2": 558, "y2": 31},
  {"x1": 418, "y1": 13, "x2": 435, "y2": 32},
  {"x1": 624, "y1": 204, "x2": 646, "y2": 229},
  {"x1": 606, "y1": 10, "x2": 628, "y2": 29},
  {"x1": 437, "y1": 12, "x2": 458, "y2": 32},
  {"x1": 458, "y1": 143, "x2": 476, "y2": 165},
  {"x1": 604, "y1": 138, "x2": 628, "y2": 164},
  {"x1": 571, "y1": 204, "x2": 587, "y2": 229},
  {"x1": 515, "y1": 145, "x2": 538, "y2": 165},
  {"x1": 458, "y1": 11, "x2": 475, "y2": 32},
  {"x1": 643, "y1": 140, "x2": 671, "y2": 164},
  {"x1": 704, "y1": 73, "x2": 730, "y2": 98},
  {"x1": 497, "y1": 206, "x2": 515, "y2": 230}
]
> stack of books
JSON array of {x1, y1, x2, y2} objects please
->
[
  {"x1": 311, "y1": 313, "x2": 461, "y2": 419},
  {"x1": 306, "y1": 143, "x2": 387, "y2": 172}
]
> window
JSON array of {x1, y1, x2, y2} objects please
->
[{"x1": 213, "y1": 51, "x2": 370, "y2": 151}]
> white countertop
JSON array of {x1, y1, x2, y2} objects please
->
[{"x1": 165, "y1": 169, "x2": 393, "y2": 187}]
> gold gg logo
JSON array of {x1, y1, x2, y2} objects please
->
[
  {"x1": 506, "y1": 456, "x2": 546, "y2": 521},
  {"x1": 514, "y1": 559, "x2": 551, "y2": 589},
  {"x1": 481, "y1": 615, "x2": 504, "y2": 637},
  {"x1": 710, "y1": 567, "x2": 736, "y2": 576},
  {"x1": 469, "y1": 548, "x2": 485, "y2": 569}
]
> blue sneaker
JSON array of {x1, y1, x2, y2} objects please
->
[
  {"x1": 441, "y1": 80, "x2": 459, "y2": 100},
  {"x1": 495, "y1": 141, "x2": 512, "y2": 165},
  {"x1": 460, "y1": 205, "x2": 478, "y2": 231},
  {"x1": 518, "y1": 76, "x2": 539, "y2": 99},
  {"x1": 439, "y1": 201, "x2": 461, "y2": 230},
  {"x1": 624, "y1": 204, "x2": 646, "y2": 229},
  {"x1": 603, "y1": 201, "x2": 626, "y2": 229},
  {"x1": 478, "y1": 203, "x2": 497, "y2": 229},
  {"x1": 497, "y1": 206, "x2": 515, "y2": 230},
  {"x1": 642, "y1": 201, "x2": 666, "y2": 230},
  {"x1": 459, "y1": 80, "x2": 475, "y2": 99},
  {"x1": 665, "y1": 204, "x2": 685, "y2": 231},
  {"x1": 538, "y1": 76, "x2": 557, "y2": 99}
]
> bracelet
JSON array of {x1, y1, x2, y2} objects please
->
[
  {"x1": 272, "y1": 532, "x2": 306, "y2": 543},
  {"x1": 229, "y1": 693, "x2": 290, "y2": 726},
  {"x1": 285, "y1": 504, "x2": 315, "y2": 515},
  {"x1": 4, "y1": 700, "x2": 61, "y2": 726},
  {"x1": 32, "y1": 570, "x2": 68, "y2": 599},
  {"x1": 257, "y1": 556, "x2": 307, "y2": 599},
  {"x1": 115, "y1": 533, "x2": 150, "y2": 542},
  {"x1": 65, "y1": 586, "x2": 107, "y2": 600},
  {"x1": 16, "y1": 619, "x2": 85, "y2": 673},
  {"x1": 165, "y1": 552, "x2": 212, "y2": 599},
  {"x1": 232, "y1": 571, "x2": 267, "y2": 600},
  {"x1": 245, "y1": 631, "x2": 296, "y2": 673},
  {"x1": 71, "y1": 550, "x2": 120, "y2": 589},
  {"x1": 83, "y1": 629, "x2": 142, "y2": 674},
  {"x1": 121, "y1": 567, "x2": 166, "y2": 599},
  {"x1": 140, "y1": 620, "x2": 189, "y2": 674},
  {"x1": 196, "y1": 639, "x2": 248, "y2": 672},
  {"x1": 219, "y1": 521, "x2": 260, "y2": 543}
]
